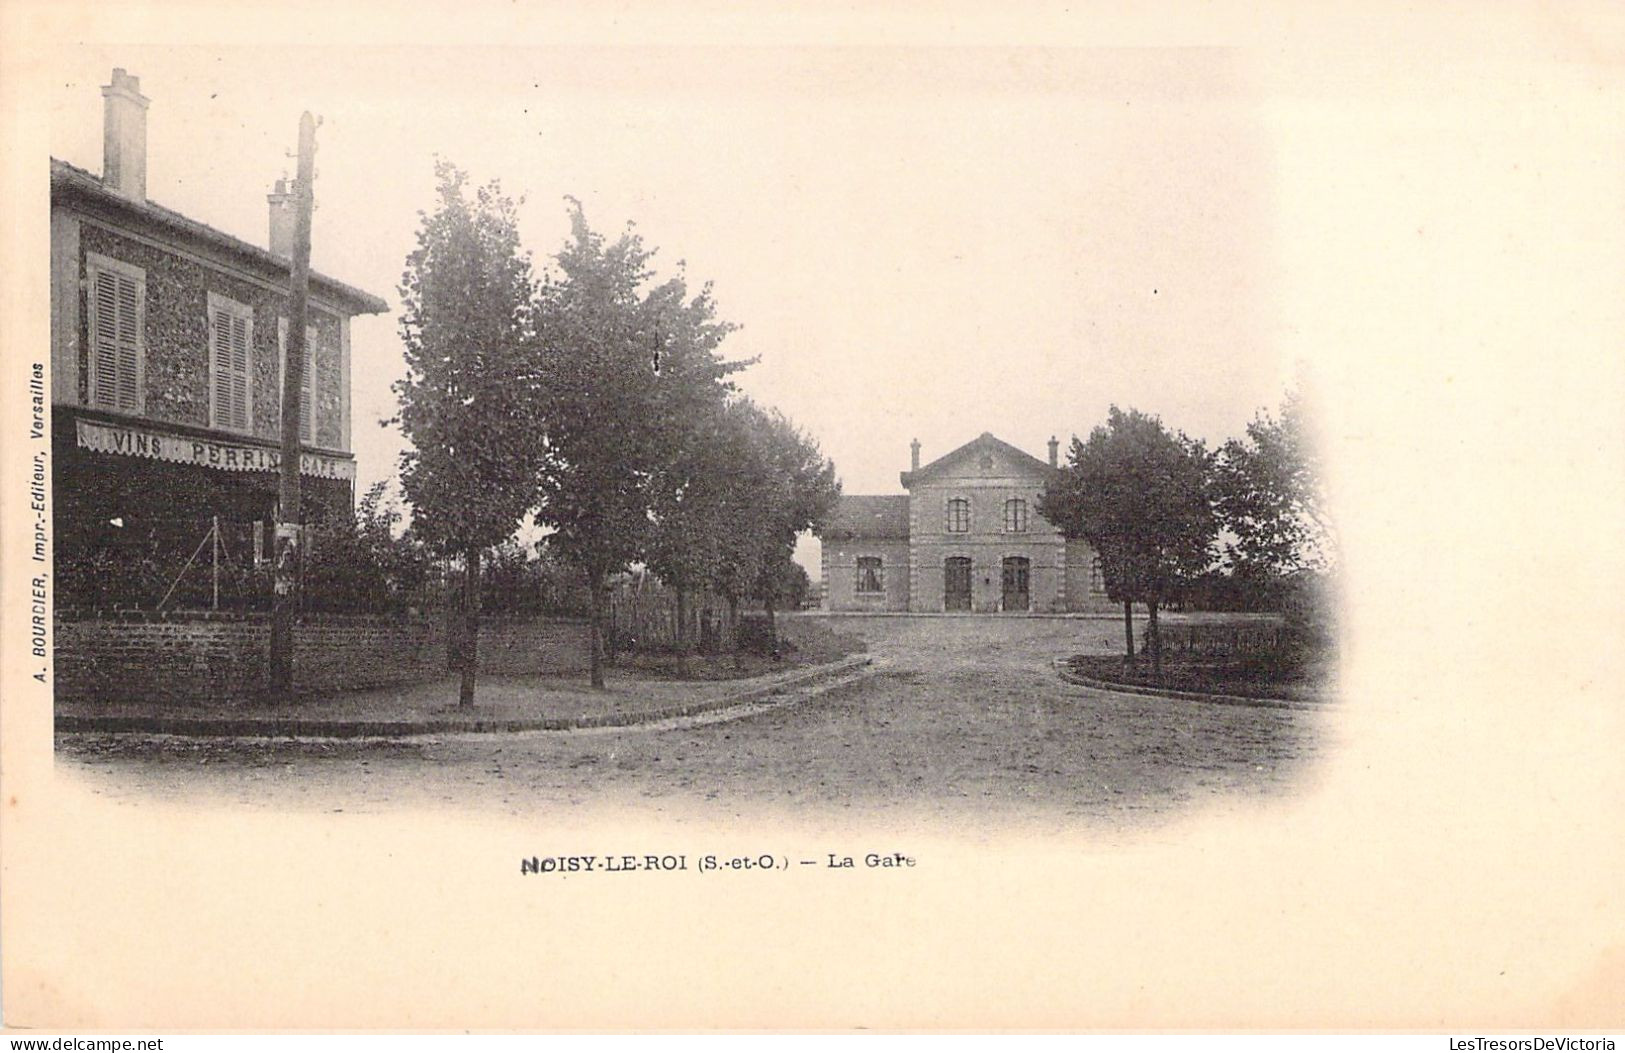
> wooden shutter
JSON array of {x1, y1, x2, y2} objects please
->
[
  {"x1": 279, "y1": 318, "x2": 317, "y2": 444},
  {"x1": 210, "y1": 297, "x2": 253, "y2": 432},
  {"x1": 89, "y1": 262, "x2": 143, "y2": 412},
  {"x1": 301, "y1": 324, "x2": 316, "y2": 444}
]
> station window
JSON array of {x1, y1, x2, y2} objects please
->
[
  {"x1": 1004, "y1": 498, "x2": 1028, "y2": 533},
  {"x1": 856, "y1": 556, "x2": 883, "y2": 593}
]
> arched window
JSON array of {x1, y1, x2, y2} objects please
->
[
  {"x1": 1089, "y1": 555, "x2": 1105, "y2": 593},
  {"x1": 1003, "y1": 498, "x2": 1028, "y2": 533},
  {"x1": 945, "y1": 497, "x2": 970, "y2": 533}
]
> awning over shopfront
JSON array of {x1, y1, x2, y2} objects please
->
[{"x1": 75, "y1": 417, "x2": 355, "y2": 481}]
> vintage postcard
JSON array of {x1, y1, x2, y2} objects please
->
[{"x1": 2, "y1": 0, "x2": 1622, "y2": 1035}]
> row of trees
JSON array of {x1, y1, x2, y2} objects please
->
[
  {"x1": 392, "y1": 164, "x2": 838, "y2": 703},
  {"x1": 1038, "y1": 391, "x2": 1334, "y2": 676}
]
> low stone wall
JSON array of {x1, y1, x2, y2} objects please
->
[{"x1": 53, "y1": 610, "x2": 592, "y2": 706}]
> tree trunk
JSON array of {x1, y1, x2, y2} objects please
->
[
  {"x1": 459, "y1": 543, "x2": 481, "y2": 707},
  {"x1": 674, "y1": 585, "x2": 689, "y2": 654},
  {"x1": 1147, "y1": 598, "x2": 1162, "y2": 681},
  {"x1": 1122, "y1": 600, "x2": 1135, "y2": 665},
  {"x1": 446, "y1": 606, "x2": 463, "y2": 673},
  {"x1": 588, "y1": 570, "x2": 606, "y2": 689},
  {"x1": 677, "y1": 584, "x2": 697, "y2": 676},
  {"x1": 765, "y1": 594, "x2": 779, "y2": 659},
  {"x1": 731, "y1": 598, "x2": 744, "y2": 669}
]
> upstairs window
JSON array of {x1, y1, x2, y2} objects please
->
[
  {"x1": 945, "y1": 497, "x2": 970, "y2": 533},
  {"x1": 208, "y1": 292, "x2": 254, "y2": 433},
  {"x1": 856, "y1": 556, "x2": 883, "y2": 594},
  {"x1": 86, "y1": 254, "x2": 145, "y2": 413},
  {"x1": 278, "y1": 317, "x2": 318, "y2": 445},
  {"x1": 1090, "y1": 555, "x2": 1106, "y2": 593},
  {"x1": 1004, "y1": 498, "x2": 1029, "y2": 533}
]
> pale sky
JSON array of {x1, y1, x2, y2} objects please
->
[
  {"x1": 42, "y1": 42, "x2": 1287, "y2": 566},
  {"x1": 30, "y1": 3, "x2": 1625, "y2": 582}
]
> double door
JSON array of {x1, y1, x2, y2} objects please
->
[{"x1": 943, "y1": 556, "x2": 1030, "y2": 611}]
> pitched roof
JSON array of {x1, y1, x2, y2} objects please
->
[
  {"x1": 819, "y1": 495, "x2": 910, "y2": 540},
  {"x1": 901, "y1": 431, "x2": 1055, "y2": 488},
  {"x1": 51, "y1": 158, "x2": 389, "y2": 316}
]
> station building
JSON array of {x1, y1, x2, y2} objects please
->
[{"x1": 818, "y1": 432, "x2": 1112, "y2": 614}]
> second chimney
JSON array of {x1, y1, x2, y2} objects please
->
[
  {"x1": 910, "y1": 438, "x2": 921, "y2": 471},
  {"x1": 1048, "y1": 436, "x2": 1059, "y2": 468},
  {"x1": 101, "y1": 68, "x2": 149, "y2": 203},
  {"x1": 267, "y1": 178, "x2": 296, "y2": 258}
]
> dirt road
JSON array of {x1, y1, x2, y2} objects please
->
[{"x1": 57, "y1": 615, "x2": 1333, "y2": 832}]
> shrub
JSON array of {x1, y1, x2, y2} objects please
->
[
  {"x1": 1278, "y1": 569, "x2": 1339, "y2": 666},
  {"x1": 302, "y1": 482, "x2": 433, "y2": 614}
]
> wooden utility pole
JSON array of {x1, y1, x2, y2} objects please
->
[{"x1": 269, "y1": 111, "x2": 317, "y2": 696}]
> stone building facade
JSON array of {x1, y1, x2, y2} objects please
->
[
  {"x1": 819, "y1": 432, "x2": 1112, "y2": 613},
  {"x1": 50, "y1": 69, "x2": 388, "y2": 605}
]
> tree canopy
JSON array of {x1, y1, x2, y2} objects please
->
[
  {"x1": 532, "y1": 201, "x2": 752, "y2": 684},
  {"x1": 391, "y1": 167, "x2": 841, "y2": 688},
  {"x1": 1038, "y1": 405, "x2": 1216, "y2": 665},
  {"x1": 1214, "y1": 388, "x2": 1335, "y2": 575},
  {"x1": 738, "y1": 401, "x2": 840, "y2": 640},
  {"x1": 392, "y1": 162, "x2": 545, "y2": 703},
  {"x1": 393, "y1": 162, "x2": 543, "y2": 558}
]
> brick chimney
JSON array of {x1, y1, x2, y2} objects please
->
[
  {"x1": 1048, "y1": 435, "x2": 1059, "y2": 467},
  {"x1": 101, "y1": 68, "x2": 149, "y2": 203},
  {"x1": 910, "y1": 438, "x2": 921, "y2": 471},
  {"x1": 267, "y1": 177, "x2": 296, "y2": 258}
]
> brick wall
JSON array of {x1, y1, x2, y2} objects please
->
[
  {"x1": 1064, "y1": 538, "x2": 1118, "y2": 613},
  {"x1": 821, "y1": 539, "x2": 911, "y2": 611},
  {"x1": 908, "y1": 475, "x2": 1066, "y2": 612},
  {"x1": 54, "y1": 610, "x2": 592, "y2": 706}
]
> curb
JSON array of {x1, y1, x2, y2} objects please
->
[
  {"x1": 55, "y1": 655, "x2": 875, "y2": 739},
  {"x1": 803, "y1": 611, "x2": 1128, "y2": 620},
  {"x1": 1054, "y1": 660, "x2": 1334, "y2": 712}
]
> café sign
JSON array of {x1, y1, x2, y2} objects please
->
[{"x1": 76, "y1": 418, "x2": 355, "y2": 481}]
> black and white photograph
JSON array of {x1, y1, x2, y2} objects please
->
[
  {"x1": 42, "y1": 36, "x2": 1336, "y2": 824},
  {"x1": 3, "y1": 0, "x2": 1624, "y2": 1038}
]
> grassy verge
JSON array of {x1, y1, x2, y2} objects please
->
[
  {"x1": 613, "y1": 616, "x2": 868, "y2": 681},
  {"x1": 1070, "y1": 652, "x2": 1335, "y2": 703}
]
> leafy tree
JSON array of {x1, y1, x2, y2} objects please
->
[
  {"x1": 739, "y1": 403, "x2": 840, "y2": 653},
  {"x1": 762, "y1": 558, "x2": 812, "y2": 612},
  {"x1": 643, "y1": 287, "x2": 748, "y2": 662},
  {"x1": 1039, "y1": 406, "x2": 1216, "y2": 675},
  {"x1": 533, "y1": 201, "x2": 743, "y2": 687},
  {"x1": 391, "y1": 162, "x2": 544, "y2": 705},
  {"x1": 1215, "y1": 388, "x2": 1335, "y2": 575},
  {"x1": 692, "y1": 398, "x2": 777, "y2": 651},
  {"x1": 1215, "y1": 388, "x2": 1338, "y2": 664}
]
